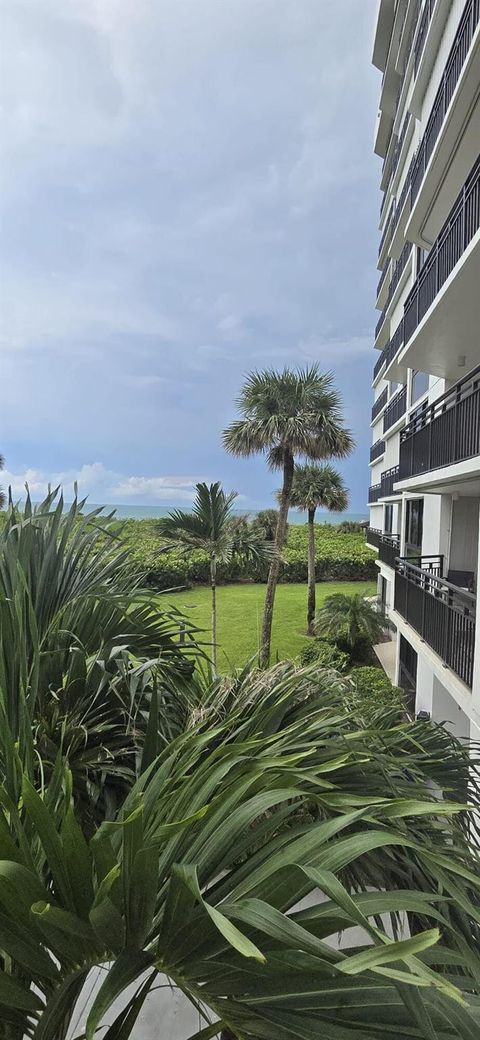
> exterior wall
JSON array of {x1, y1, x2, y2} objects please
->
[{"x1": 370, "y1": 0, "x2": 480, "y2": 728}]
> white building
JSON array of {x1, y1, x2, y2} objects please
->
[{"x1": 368, "y1": 0, "x2": 480, "y2": 743}]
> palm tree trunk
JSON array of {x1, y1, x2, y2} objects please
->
[
  {"x1": 259, "y1": 451, "x2": 294, "y2": 668},
  {"x1": 307, "y1": 507, "x2": 316, "y2": 635},
  {"x1": 211, "y1": 553, "x2": 217, "y2": 675}
]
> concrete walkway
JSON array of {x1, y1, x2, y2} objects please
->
[{"x1": 373, "y1": 637, "x2": 397, "y2": 683}]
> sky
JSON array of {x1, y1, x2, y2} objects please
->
[{"x1": 0, "y1": 0, "x2": 381, "y2": 511}]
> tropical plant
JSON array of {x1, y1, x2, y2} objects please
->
[
  {"x1": 157, "y1": 482, "x2": 271, "y2": 672},
  {"x1": 223, "y1": 366, "x2": 353, "y2": 667},
  {"x1": 0, "y1": 488, "x2": 200, "y2": 830},
  {"x1": 0, "y1": 452, "x2": 5, "y2": 511},
  {"x1": 337, "y1": 520, "x2": 367, "y2": 534},
  {"x1": 348, "y1": 665, "x2": 405, "y2": 718},
  {"x1": 315, "y1": 592, "x2": 391, "y2": 658},
  {"x1": 300, "y1": 638, "x2": 349, "y2": 672},
  {"x1": 1, "y1": 663, "x2": 480, "y2": 1038},
  {"x1": 250, "y1": 508, "x2": 280, "y2": 542},
  {"x1": 290, "y1": 463, "x2": 349, "y2": 633}
]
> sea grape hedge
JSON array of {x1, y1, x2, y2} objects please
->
[{"x1": 121, "y1": 519, "x2": 377, "y2": 590}]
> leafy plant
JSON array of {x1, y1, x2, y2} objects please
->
[
  {"x1": 348, "y1": 665, "x2": 405, "y2": 718},
  {"x1": 223, "y1": 366, "x2": 353, "y2": 666},
  {"x1": 300, "y1": 638, "x2": 349, "y2": 672},
  {"x1": 315, "y1": 593, "x2": 391, "y2": 656},
  {"x1": 290, "y1": 463, "x2": 349, "y2": 632},
  {"x1": 1, "y1": 663, "x2": 480, "y2": 1038},
  {"x1": 157, "y1": 483, "x2": 272, "y2": 672},
  {"x1": 0, "y1": 488, "x2": 200, "y2": 830},
  {"x1": 250, "y1": 509, "x2": 281, "y2": 542}
]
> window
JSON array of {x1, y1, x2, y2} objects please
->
[
  {"x1": 379, "y1": 576, "x2": 387, "y2": 610},
  {"x1": 384, "y1": 504, "x2": 393, "y2": 534},
  {"x1": 411, "y1": 370, "x2": 429, "y2": 404},
  {"x1": 405, "y1": 498, "x2": 423, "y2": 556}
]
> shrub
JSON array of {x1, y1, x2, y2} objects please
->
[
  {"x1": 349, "y1": 666, "x2": 405, "y2": 714},
  {"x1": 300, "y1": 639, "x2": 349, "y2": 672}
]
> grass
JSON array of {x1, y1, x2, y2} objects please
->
[{"x1": 163, "y1": 581, "x2": 376, "y2": 671}]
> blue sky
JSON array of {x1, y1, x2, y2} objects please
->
[{"x1": 0, "y1": 0, "x2": 380, "y2": 510}]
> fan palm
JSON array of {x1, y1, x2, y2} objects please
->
[
  {"x1": 315, "y1": 592, "x2": 391, "y2": 653},
  {"x1": 290, "y1": 463, "x2": 349, "y2": 633},
  {"x1": 157, "y1": 482, "x2": 271, "y2": 673},
  {"x1": 1, "y1": 663, "x2": 480, "y2": 1039},
  {"x1": 223, "y1": 366, "x2": 353, "y2": 667}
]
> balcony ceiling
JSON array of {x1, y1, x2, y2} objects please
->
[
  {"x1": 388, "y1": 231, "x2": 480, "y2": 383},
  {"x1": 372, "y1": 0, "x2": 396, "y2": 72}
]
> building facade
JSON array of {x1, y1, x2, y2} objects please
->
[{"x1": 368, "y1": 0, "x2": 480, "y2": 742}]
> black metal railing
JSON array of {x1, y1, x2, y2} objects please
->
[
  {"x1": 404, "y1": 153, "x2": 480, "y2": 346},
  {"x1": 372, "y1": 387, "x2": 388, "y2": 422},
  {"x1": 411, "y1": 0, "x2": 480, "y2": 204},
  {"x1": 368, "y1": 483, "x2": 382, "y2": 504},
  {"x1": 373, "y1": 348, "x2": 387, "y2": 381},
  {"x1": 377, "y1": 261, "x2": 390, "y2": 299},
  {"x1": 377, "y1": 242, "x2": 414, "y2": 340},
  {"x1": 381, "y1": 465, "x2": 400, "y2": 497},
  {"x1": 366, "y1": 527, "x2": 382, "y2": 549},
  {"x1": 370, "y1": 439, "x2": 386, "y2": 463},
  {"x1": 394, "y1": 558, "x2": 476, "y2": 687},
  {"x1": 384, "y1": 320, "x2": 405, "y2": 371},
  {"x1": 400, "y1": 364, "x2": 480, "y2": 478},
  {"x1": 379, "y1": 533, "x2": 400, "y2": 568},
  {"x1": 414, "y1": 0, "x2": 435, "y2": 74},
  {"x1": 383, "y1": 387, "x2": 407, "y2": 432},
  {"x1": 378, "y1": 203, "x2": 394, "y2": 259}
]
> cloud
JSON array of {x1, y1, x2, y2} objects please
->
[{"x1": 1, "y1": 463, "x2": 204, "y2": 505}]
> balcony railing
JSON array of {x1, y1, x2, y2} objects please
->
[
  {"x1": 414, "y1": 0, "x2": 435, "y2": 74},
  {"x1": 381, "y1": 465, "x2": 400, "y2": 497},
  {"x1": 394, "y1": 557, "x2": 476, "y2": 687},
  {"x1": 370, "y1": 438, "x2": 386, "y2": 463},
  {"x1": 390, "y1": 113, "x2": 411, "y2": 184},
  {"x1": 404, "y1": 153, "x2": 480, "y2": 347},
  {"x1": 368, "y1": 483, "x2": 382, "y2": 504},
  {"x1": 372, "y1": 387, "x2": 388, "y2": 422},
  {"x1": 376, "y1": 261, "x2": 389, "y2": 299},
  {"x1": 377, "y1": 242, "x2": 414, "y2": 340},
  {"x1": 373, "y1": 348, "x2": 387, "y2": 381},
  {"x1": 399, "y1": 363, "x2": 480, "y2": 478},
  {"x1": 379, "y1": 533, "x2": 400, "y2": 568},
  {"x1": 383, "y1": 387, "x2": 407, "y2": 432},
  {"x1": 411, "y1": 0, "x2": 480, "y2": 204},
  {"x1": 366, "y1": 527, "x2": 382, "y2": 549},
  {"x1": 378, "y1": 203, "x2": 394, "y2": 259},
  {"x1": 391, "y1": 152, "x2": 417, "y2": 235}
]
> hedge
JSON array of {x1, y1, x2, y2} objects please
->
[{"x1": 120, "y1": 519, "x2": 377, "y2": 590}]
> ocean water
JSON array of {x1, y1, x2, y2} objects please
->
[{"x1": 86, "y1": 504, "x2": 368, "y2": 525}]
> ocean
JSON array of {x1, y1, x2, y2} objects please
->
[{"x1": 86, "y1": 504, "x2": 368, "y2": 525}]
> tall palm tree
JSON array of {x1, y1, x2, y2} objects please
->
[
  {"x1": 223, "y1": 366, "x2": 353, "y2": 667},
  {"x1": 158, "y1": 482, "x2": 270, "y2": 673},
  {"x1": 315, "y1": 592, "x2": 391, "y2": 652},
  {"x1": 290, "y1": 462, "x2": 349, "y2": 634}
]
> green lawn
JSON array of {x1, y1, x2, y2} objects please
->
[{"x1": 163, "y1": 581, "x2": 376, "y2": 671}]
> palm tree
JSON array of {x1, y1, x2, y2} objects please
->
[
  {"x1": 223, "y1": 366, "x2": 353, "y2": 667},
  {"x1": 158, "y1": 482, "x2": 270, "y2": 673},
  {"x1": 315, "y1": 592, "x2": 391, "y2": 655},
  {"x1": 290, "y1": 462, "x2": 349, "y2": 633}
]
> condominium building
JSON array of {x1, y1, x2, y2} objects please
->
[{"x1": 368, "y1": 0, "x2": 480, "y2": 742}]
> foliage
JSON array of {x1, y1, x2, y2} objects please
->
[
  {"x1": 290, "y1": 462, "x2": 349, "y2": 516},
  {"x1": 300, "y1": 638, "x2": 349, "y2": 672},
  {"x1": 2, "y1": 662, "x2": 480, "y2": 1038},
  {"x1": 315, "y1": 593, "x2": 391, "y2": 651},
  {"x1": 348, "y1": 666, "x2": 405, "y2": 716},
  {"x1": 0, "y1": 452, "x2": 5, "y2": 511},
  {"x1": 250, "y1": 508, "x2": 280, "y2": 542},
  {"x1": 0, "y1": 489, "x2": 200, "y2": 831},
  {"x1": 337, "y1": 520, "x2": 367, "y2": 534},
  {"x1": 120, "y1": 519, "x2": 376, "y2": 590}
]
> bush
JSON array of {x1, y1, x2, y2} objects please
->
[
  {"x1": 119, "y1": 517, "x2": 377, "y2": 590},
  {"x1": 300, "y1": 640, "x2": 349, "y2": 672},
  {"x1": 348, "y1": 666, "x2": 405, "y2": 714},
  {"x1": 337, "y1": 520, "x2": 367, "y2": 534}
]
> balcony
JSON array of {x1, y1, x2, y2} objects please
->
[
  {"x1": 383, "y1": 386, "x2": 407, "y2": 432},
  {"x1": 379, "y1": 533, "x2": 400, "y2": 568},
  {"x1": 375, "y1": 241, "x2": 413, "y2": 346},
  {"x1": 394, "y1": 557, "x2": 476, "y2": 687},
  {"x1": 399, "y1": 364, "x2": 480, "y2": 481},
  {"x1": 380, "y1": 465, "x2": 400, "y2": 497},
  {"x1": 408, "y1": 0, "x2": 480, "y2": 247},
  {"x1": 370, "y1": 438, "x2": 386, "y2": 463},
  {"x1": 389, "y1": 154, "x2": 480, "y2": 383},
  {"x1": 368, "y1": 483, "x2": 382, "y2": 504},
  {"x1": 366, "y1": 527, "x2": 382, "y2": 550},
  {"x1": 411, "y1": 0, "x2": 480, "y2": 207},
  {"x1": 414, "y1": 0, "x2": 435, "y2": 75},
  {"x1": 372, "y1": 387, "x2": 388, "y2": 423}
]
